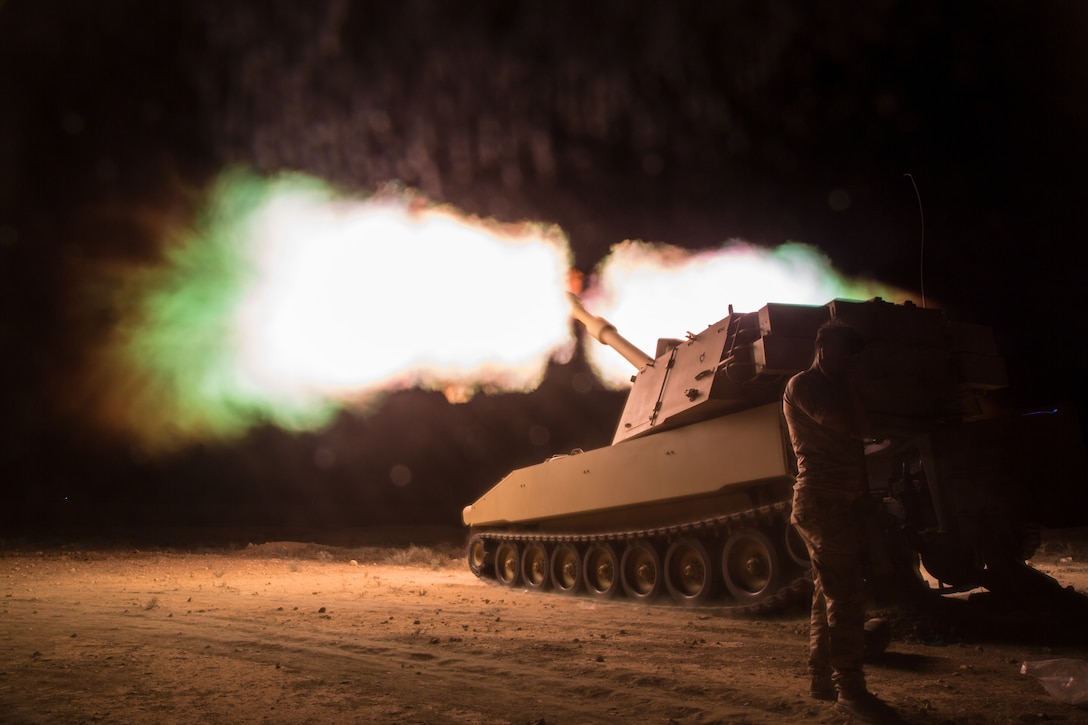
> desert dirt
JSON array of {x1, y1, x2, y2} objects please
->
[{"x1": 2, "y1": 532, "x2": 1088, "y2": 725}]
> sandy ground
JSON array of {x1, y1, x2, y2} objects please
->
[{"x1": 2, "y1": 535, "x2": 1088, "y2": 725}]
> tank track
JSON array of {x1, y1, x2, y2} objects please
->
[{"x1": 472, "y1": 500, "x2": 814, "y2": 616}]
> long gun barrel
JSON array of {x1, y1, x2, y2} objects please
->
[{"x1": 567, "y1": 293, "x2": 654, "y2": 369}]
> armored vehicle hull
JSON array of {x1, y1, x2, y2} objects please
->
[{"x1": 464, "y1": 296, "x2": 1086, "y2": 611}]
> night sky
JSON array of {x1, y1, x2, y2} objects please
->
[{"x1": 2, "y1": 1, "x2": 1086, "y2": 542}]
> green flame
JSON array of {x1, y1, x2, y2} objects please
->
[{"x1": 102, "y1": 171, "x2": 340, "y2": 449}]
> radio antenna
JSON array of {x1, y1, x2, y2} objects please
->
[{"x1": 904, "y1": 173, "x2": 926, "y2": 309}]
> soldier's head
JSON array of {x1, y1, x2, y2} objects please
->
[{"x1": 814, "y1": 321, "x2": 865, "y2": 377}]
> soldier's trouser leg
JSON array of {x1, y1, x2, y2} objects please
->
[
  {"x1": 792, "y1": 492, "x2": 868, "y2": 697},
  {"x1": 808, "y1": 565, "x2": 831, "y2": 677}
]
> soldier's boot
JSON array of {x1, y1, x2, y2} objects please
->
[
  {"x1": 835, "y1": 690, "x2": 901, "y2": 724},
  {"x1": 809, "y1": 666, "x2": 836, "y2": 701}
]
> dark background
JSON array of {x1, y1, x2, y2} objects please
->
[{"x1": 1, "y1": 1, "x2": 1085, "y2": 543}]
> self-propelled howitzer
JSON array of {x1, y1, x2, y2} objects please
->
[{"x1": 463, "y1": 295, "x2": 1086, "y2": 611}]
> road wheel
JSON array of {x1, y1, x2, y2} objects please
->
[
  {"x1": 521, "y1": 542, "x2": 551, "y2": 591},
  {"x1": 583, "y1": 543, "x2": 620, "y2": 599},
  {"x1": 664, "y1": 537, "x2": 718, "y2": 605},
  {"x1": 721, "y1": 528, "x2": 782, "y2": 603},
  {"x1": 550, "y1": 542, "x2": 583, "y2": 595},
  {"x1": 494, "y1": 541, "x2": 521, "y2": 586},
  {"x1": 468, "y1": 534, "x2": 492, "y2": 578},
  {"x1": 621, "y1": 540, "x2": 663, "y2": 601}
]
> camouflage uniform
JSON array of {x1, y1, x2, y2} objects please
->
[{"x1": 783, "y1": 362, "x2": 870, "y2": 697}]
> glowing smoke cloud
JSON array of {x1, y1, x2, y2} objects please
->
[
  {"x1": 581, "y1": 239, "x2": 914, "y2": 385},
  {"x1": 89, "y1": 171, "x2": 573, "y2": 451}
]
